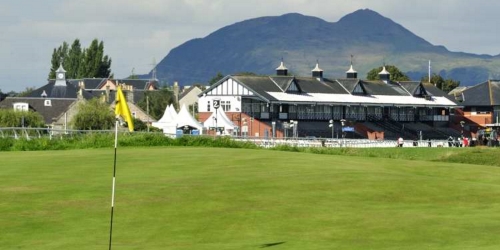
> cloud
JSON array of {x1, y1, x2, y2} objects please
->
[{"x1": 2, "y1": 0, "x2": 500, "y2": 92}]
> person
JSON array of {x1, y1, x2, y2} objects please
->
[
  {"x1": 428, "y1": 138, "x2": 432, "y2": 147},
  {"x1": 397, "y1": 136, "x2": 404, "y2": 147},
  {"x1": 463, "y1": 137, "x2": 469, "y2": 147},
  {"x1": 448, "y1": 136, "x2": 453, "y2": 147}
]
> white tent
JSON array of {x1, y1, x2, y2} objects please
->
[
  {"x1": 176, "y1": 104, "x2": 203, "y2": 133},
  {"x1": 203, "y1": 108, "x2": 237, "y2": 135},
  {"x1": 152, "y1": 104, "x2": 178, "y2": 135}
]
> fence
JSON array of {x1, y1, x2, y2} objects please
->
[
  {"x1": 234, "y1": 137, "x2": 452, "y2": 148},
  {"x1": 0, "y1": 127, "x2": 461, "y2": 148},
  {"x1": 0, "y1": 127, "x2": 116, "y2": 140}
]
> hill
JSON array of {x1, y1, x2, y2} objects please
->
[{"x1": 150, "y1": 9, "x2": 500, "y2": 86}]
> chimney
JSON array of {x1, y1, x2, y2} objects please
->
[
  {"x1": 312, "y1": 62, "x2": 323, "y2": 79},
  {"x1": 276, "y1": 61, "x2": 288, "y2": 76},
  {"x1": 346, "y1": 64, "x2": 358, "y2": 79},
  {"x1": 126, "y1": 86, "x2": 134, "y2": 103},
  {"x1": 105, "y1": 85, "x2": 110, "y2": 103},
  {"x1": 77, "y1": 88, "x2": 83, "y2": 100},
  {"x1": 173, "y1": 81, "x2": 180, "y2": 107},
  {"x1": 378, "y1": 66, "x2": 390, "y2": 83}
]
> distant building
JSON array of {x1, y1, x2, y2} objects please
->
[
  {"x1": 198, "y1": 61, "x2": 458, "y2": 139},
  {"x1": 179, "y1": 86, "x2": 203, "y2": 110},
  {"x1": 450, "y1": 80, "x2": 500, "y2": 133},
  {"x1": 0, "y1": 65, "x2": 157, "y2": 129}
]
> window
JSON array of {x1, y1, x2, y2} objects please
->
[
  {"x1": 207, "y1": 101, "x2": 211, "y2": 112},
  {"x1": 13, "y1": 102, "x2": 29, "y2": 111},
  {"x1": 44, "y1": 100, "x2": 52, "y2": 107},
  {"x1": 221, "y1": 100, "x2": 231, "y2": 111},
  {"x1": 287, "y1": 82, "x2": 299, "y2": 92},
  {"x1": 352, "y1": 84, "x2": 365, "y2": 95}
]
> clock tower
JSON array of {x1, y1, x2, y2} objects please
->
[{"x1": 54, "y1": 64, "x2": 67, "y2": 86}]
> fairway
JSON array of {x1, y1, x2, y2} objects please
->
[{"x1": 2, "y1": 147, "x2": 500, "y2": 249}]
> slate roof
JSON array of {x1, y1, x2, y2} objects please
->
[
  {"x1": 81, "y1": 78, "x2": 108, "y2": 89},
  {"x1": 111, "y1": 79, "x2": 158, "y2": 90},
  {"x1": 398, "y1": 81, "x2": 422, "y2": 95},
  {"x1": 295, "y1": 77, "x2": 348, "y2": 94},
  {"x1": 360, "y1": 81, "x2": 409, "y2": 96},
  {"x1": 28, "y1": 80, "x2": 94, "y2": 99},
  {"x1": 89, "y1": 89, "x2": 145, "y2": 104},
  {"x1": 336, "y1": 79, "x2": 360, "y2": 93},
  {"x1": 201, "y1": 73, "x2": 457, "y2": 107},
  {"x1": 0, "y1": 97, "x2": 77, "y2": 124},
  {"x1": 231, "y1": 75, "x2": 282, "y2": 101},
  {"x1": 460, "y1": 80, "x2": 500, "y2": 106},
  {"x1": 269, "y1": 76, "x2": 295, "y2": 91}
]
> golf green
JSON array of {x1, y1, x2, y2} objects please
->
[{"x1": 1, "y1": 147, "x2": 500, "y2": 249}]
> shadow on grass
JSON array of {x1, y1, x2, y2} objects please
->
[{"x1": 260, "y1": 242, "x2": 286, "y2": 248}]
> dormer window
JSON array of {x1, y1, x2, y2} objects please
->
[
  {"x1": 13, "y1": 102, "x2": 29, "y2": 111},
  {"x1": 44, "y1": 100, "x2": 52, "y2": 107},
  {"x1": 352, "y1": 83, "x2": 366, "y2": 95},
  {"x1": 285, "y1": 80, "x2": 300, "y2": 93},
  {"x1": 414, "y1": 85, "x2": 427, "y2": 97}
]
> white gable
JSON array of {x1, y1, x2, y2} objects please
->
[{"x1": 205, "y1": 78, "x2": 254, "y2": 96}]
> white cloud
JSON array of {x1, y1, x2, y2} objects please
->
[{"x1": 2, "y1": 0, "x2": 500, "y2": 92}]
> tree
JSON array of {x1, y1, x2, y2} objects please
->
[
  {"x1": 48, "y1": 39, "x2": 112, "y2": 79},
  {"x1": 208, "y1": 72, "x2": 224, "y2": 85},
  {"x1": 16, "y1": 87, "x2": 36, "y2": 97},
  {"x1": 48, "y1": 42, "x2": 69, "y2": 79},
  {"x1": 132, "y1": 118, "x2": 148, "y2": 131},
  {"x1": 72, "y1": 98, "x2": 115, "y2": 130},
  {"x1": 421, "y1": 74, "x2": 460, "y2": 92},
  {"x1": 65, "y1": 39, "x2": 83, "y2": 79},
  {"x1": 0, "y1": 109, "x2": 44, "y2": 127},
  {"x1": 366, "y1": 65, "x2": 410, "y2": 81},
  {"x1": 137, "y1": 88, "x2": 176, "y2": 120}
]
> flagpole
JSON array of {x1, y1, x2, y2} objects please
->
[{"x1": 109, "y1": 120, "x2": 119, "y2": 250}]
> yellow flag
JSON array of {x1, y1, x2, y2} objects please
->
[{"x1": 115, "y1": 86, "x2": 134, "y2": 132}]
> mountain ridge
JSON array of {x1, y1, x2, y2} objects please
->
[{"x1": 148, "y1": 9, "x2": 500, "y2": 86}]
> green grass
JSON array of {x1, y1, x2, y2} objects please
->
[{"x1": 2, "y1": 147, "x2": 500, "y2": 249}]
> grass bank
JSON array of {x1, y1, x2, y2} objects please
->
[{"x1": 1, "y1": 133, "x2": 499, "y2": 167}]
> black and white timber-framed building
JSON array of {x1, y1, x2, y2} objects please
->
[{"x1": 198, "y1": 62, "x2": 458, "y2": 139}]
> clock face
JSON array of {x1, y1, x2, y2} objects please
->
[{"x1": 57, "y1": 73, "x2": 64, "y2": 79}]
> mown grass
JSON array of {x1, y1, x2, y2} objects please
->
[
  {"x1": 1, "y1": 133, "x2": 500, "y2": 168},
  {"x1": 2, "y1": 147, "x2": 500, "y2": 249}
]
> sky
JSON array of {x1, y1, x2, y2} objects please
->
[{"x1": 2, "y1": 0, "x2": 500, "y2": 92}]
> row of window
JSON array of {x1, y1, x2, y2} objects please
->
[{"x1": 207, "y1": 100, "x2": 231, "y2": 112}]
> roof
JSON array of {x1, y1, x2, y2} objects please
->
[
  {"x1": 179, "y1": 86, "x2": 202, "y2": 100},
  {"x1": 276, "y1": 61, "x2": 288, "y2": 70},
  {"x1": 460, "y1": 80, "x2": 500, "y2": 106},
  {"x1": 295, "y1": 77, "x2": 348, "y2": 94},
  {"x1": 176, "y1": 104, "x2": 203, "y2": 130},
  {"x1": 360, "y1": 81, "x2": 408, "y2": 96},
  {"x1": 379, "y1": 66, "x2": 390, "y2": 75},
  {"x1": 112, "y1": 79, "x2": 158, "y2": 90},
  {"x1": 0, "y1": 97, "x2": 77, "y2": 124},
  {"x1": 200, "y1": 73, "x2": 457, "y2": 108},
  {"x1": 231, "y1": 75, "x2": 282, "y2": 101},
  {"x1": 80, "y1": 78, "x2": 108, "y2": 89},
  {"x1": 28, "y1": 80, "x2": 94, "y2": 99},
  {"x1": 346, "y1": 64, "x2": 357, "y2": 73},
  {"x1": 398, "y1": 81, "x2": 421, "y2": 95},
  {"x1": 203, "y1": 108, "x2": 236, "y2": 129},
  {"x1": 311, "y1": 63, "x2": 323, "y2": 72}
]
